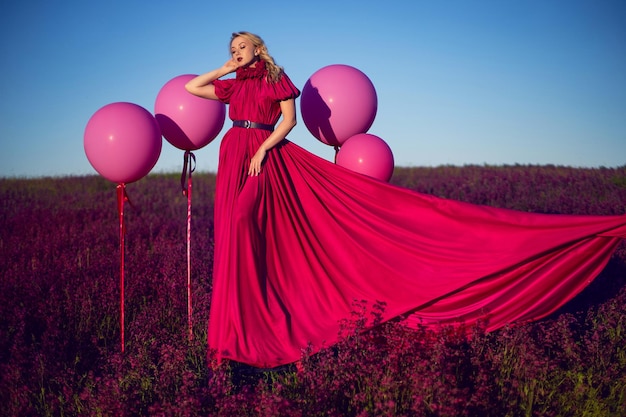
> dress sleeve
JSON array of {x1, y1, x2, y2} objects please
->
[
  {"x1": 269, "y1": 72, "x2": 301, "y2": 101},
  {"x1": 213, "y1": 78, "x2": 236, "y2": 103}
]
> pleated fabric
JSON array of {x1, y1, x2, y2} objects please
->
[{"x1": 208, "y1": 61, "x2": 626, "y2": 367}]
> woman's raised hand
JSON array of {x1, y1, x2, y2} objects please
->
[{"x1": 222, "y1": 58, "x2": 238, "y2": 74}]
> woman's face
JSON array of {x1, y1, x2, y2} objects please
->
[{"x1": 230, "y1": 36, "x2": 258, "y2": 68}]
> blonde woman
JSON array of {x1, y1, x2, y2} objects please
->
[{"x1": 186, "y1": 32, "x2": 626, "y2": 370}]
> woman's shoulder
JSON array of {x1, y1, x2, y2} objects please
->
[{"x1": 267, "y1": 70, "x2": 301, "y2": 100}]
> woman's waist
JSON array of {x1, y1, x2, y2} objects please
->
[{"x1": 231, "y1": 119, "x2": 275, "y2": 132}]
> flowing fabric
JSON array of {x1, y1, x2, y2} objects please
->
[{"x1": 208, "y1": 61, "x2": 626, "y2": 368}]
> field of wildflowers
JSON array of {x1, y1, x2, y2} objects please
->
[{"x1": 1, "y1": 164, "x2": 625, "y2": 416}]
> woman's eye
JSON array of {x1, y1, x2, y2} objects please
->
[{"x1": 231, "y1": 44, "x2": 246, "y2": 55}]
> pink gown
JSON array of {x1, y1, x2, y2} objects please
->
[{"x1": 209, "y1": 61, "x2": 626, "y2": 368}]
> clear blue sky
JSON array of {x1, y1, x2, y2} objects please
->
[{"x1": 1, "y1": 0, "x2": 625, "y2": 178}]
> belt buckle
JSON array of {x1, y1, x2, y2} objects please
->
[{"x1": 243, "y1": 120, "x2": 251, "y2": 128}]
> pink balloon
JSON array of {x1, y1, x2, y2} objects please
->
[
  {"x1": 336, "y1": 133, "x2": 394, "y2": 182},
  {"x1": 84, "y1": 102, "x2": 162, "y2": 184},
  {"x1": 301, "y1": 64, "x2": 377, "y2": 147},
  {"x1": 154, "y1": 74, "x2": 226, "y2": 150}
]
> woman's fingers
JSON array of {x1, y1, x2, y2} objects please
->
[
  {"x1": 248, "y1": 160, "x2": 260, "y2": 176},
  {"x1": 248, "y1": 149, "x2": 266, "y2": 176}
]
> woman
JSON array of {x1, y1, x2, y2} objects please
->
[{"x1": 186, "y1": 32, "x2": 626, "y2": 368}]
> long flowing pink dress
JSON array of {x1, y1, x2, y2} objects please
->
[{"x1": 209, "y1": 60, "x2": 626, "y2": 368}]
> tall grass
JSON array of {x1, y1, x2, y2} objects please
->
[{"x1": 1, "y1": 165, "x2": 625, "y2": 416}]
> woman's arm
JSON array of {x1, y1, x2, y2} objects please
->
[
  {"x1": 185, "y1": 60, "x2": 237, "y2": 100},
  {"x1": 248, "y1": 98, "x2": 297, "y2": 176}
]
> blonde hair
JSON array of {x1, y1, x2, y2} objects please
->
[{"x1": 230, "y1": 31, "x2": 283, "y2": 83}]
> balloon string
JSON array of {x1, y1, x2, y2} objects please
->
[
  {"x1": 116, "y1": 183, "x2": 129, "y2": 353},
  {"x1": 181, "y1": 151, "x2": 196, "y2": 341},
  {"x1": 181, "y1": 151, "x2": 196, "y2": 197}
]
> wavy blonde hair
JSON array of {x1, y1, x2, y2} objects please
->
[{"x1": 230, "y1": 31, "x2": 283, "y2": 82}]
